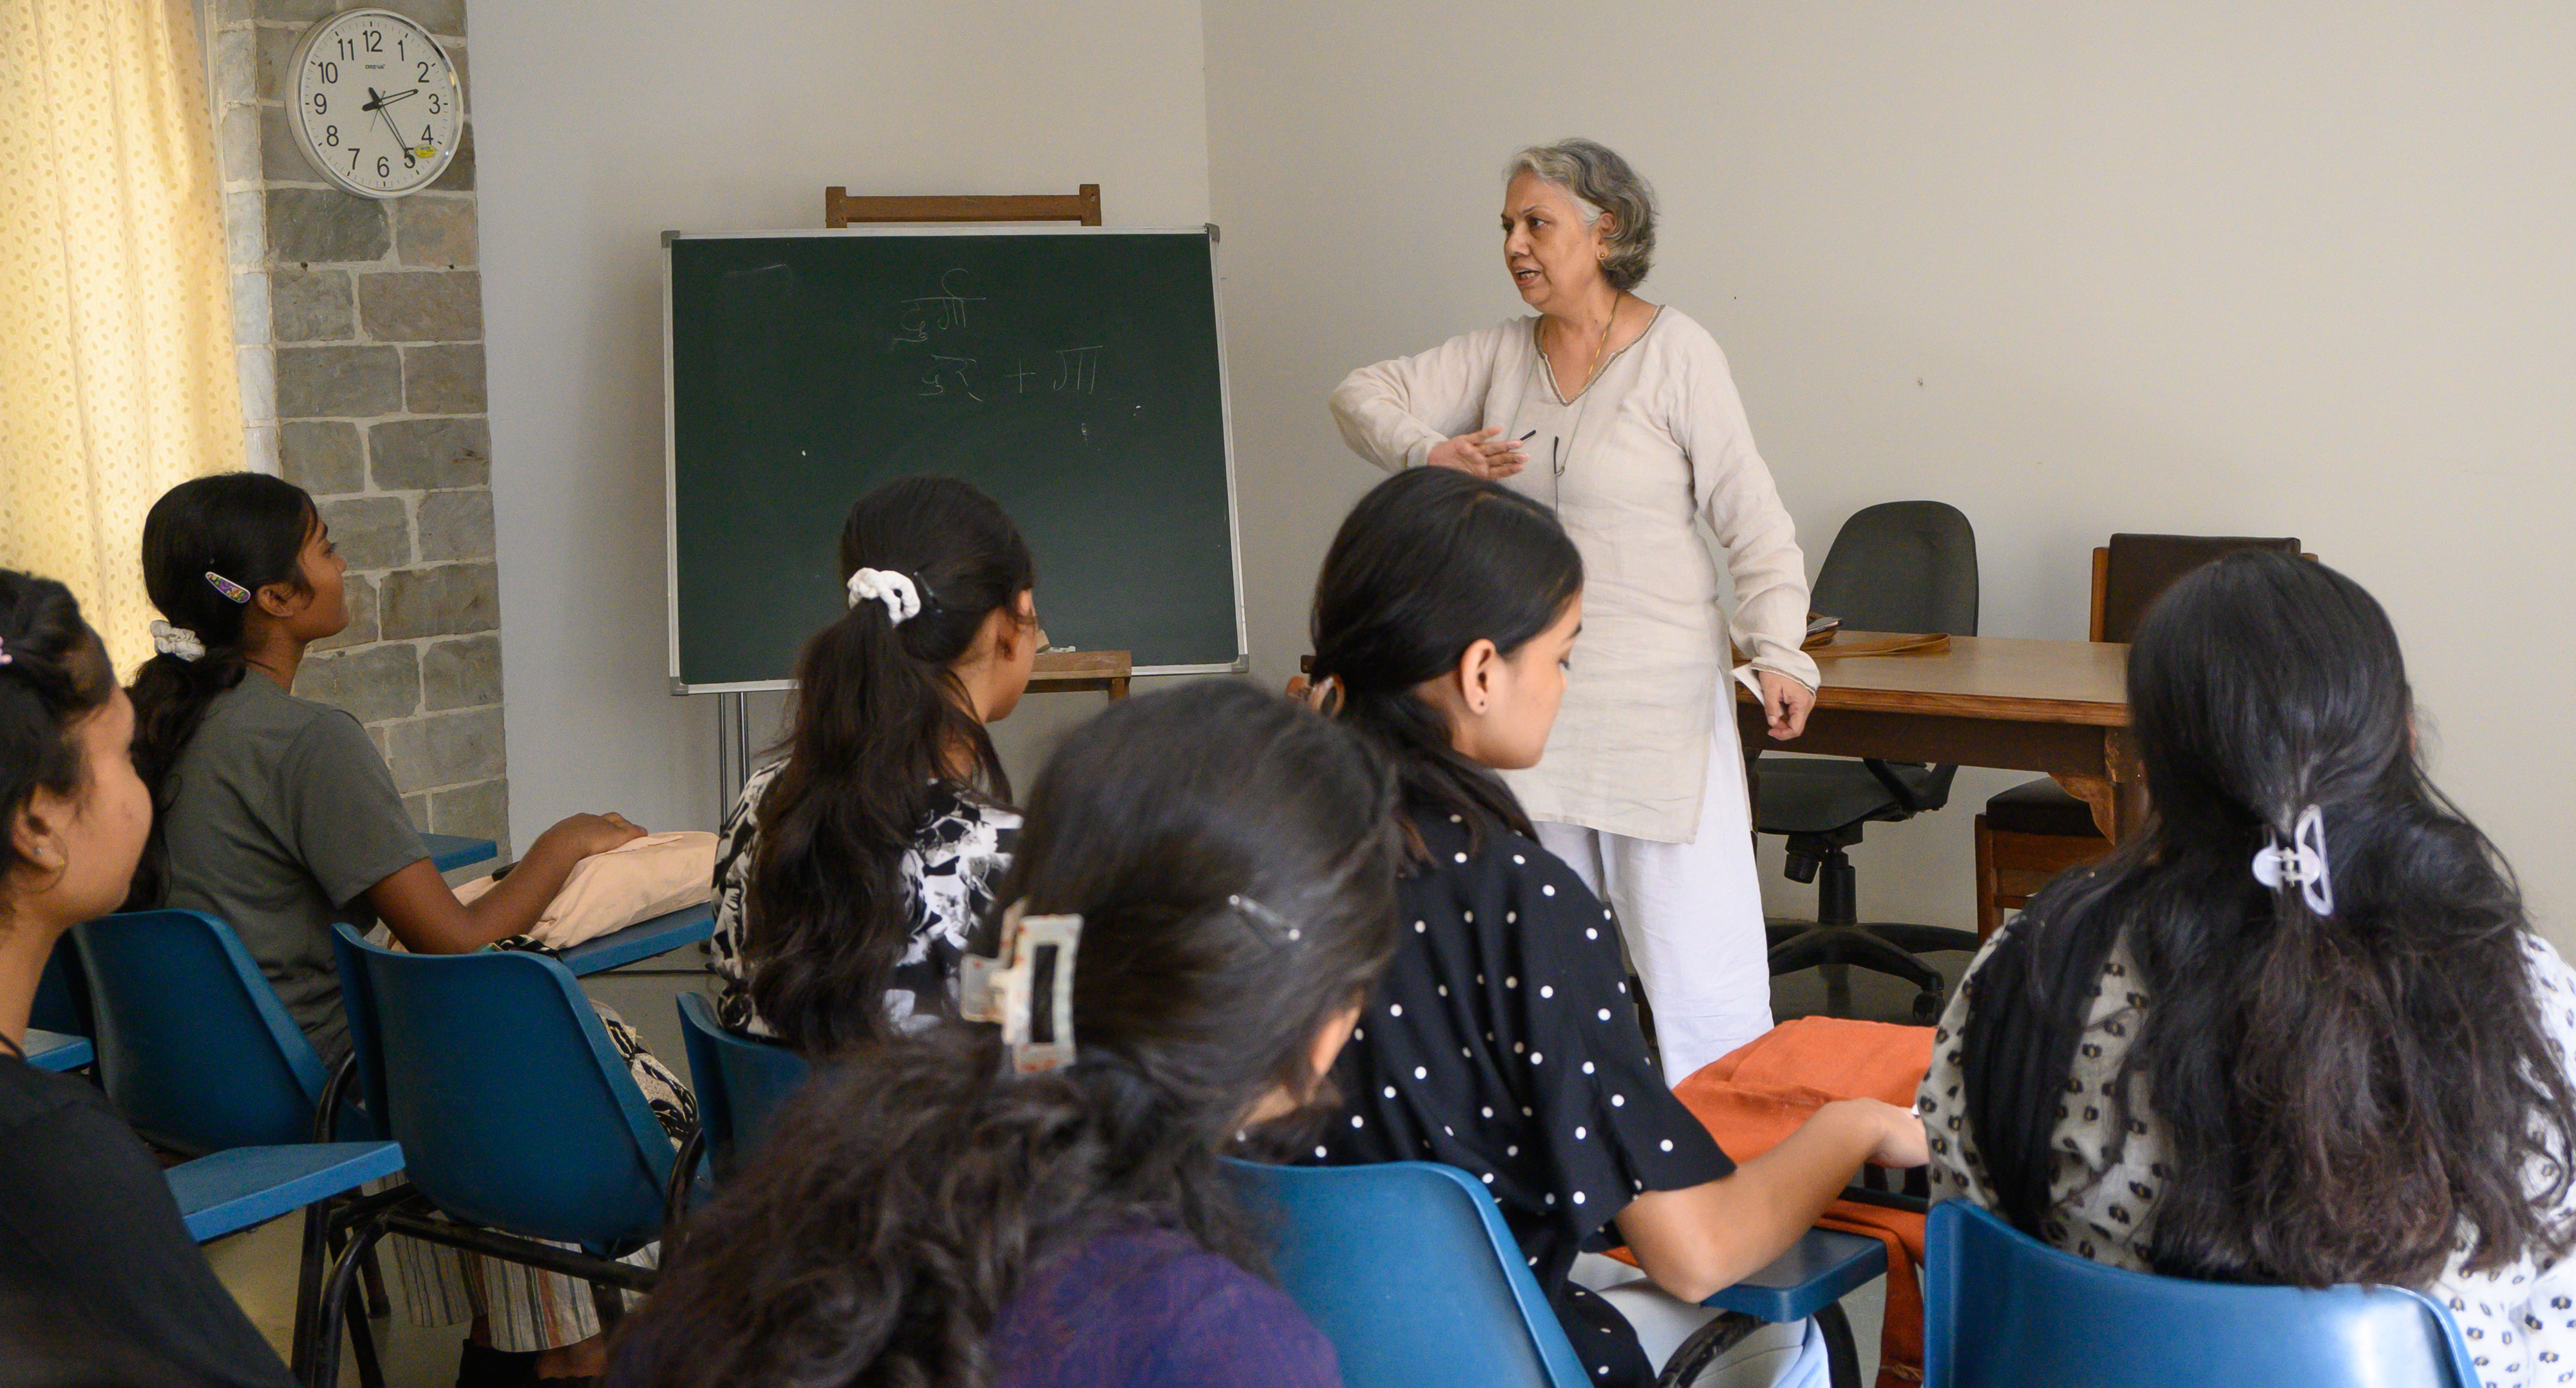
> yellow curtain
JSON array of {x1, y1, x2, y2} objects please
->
[{"x1": 0, "y1": 0, "x2": 242, "y2": 676}]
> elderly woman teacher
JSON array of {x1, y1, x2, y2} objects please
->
[{"x1": 1331, "y1": 139, "x2": 1818, "y2": 1086}]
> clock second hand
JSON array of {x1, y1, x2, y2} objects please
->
[{"x1": 361, "y1": 86, "x2": 412, "y2": 157}]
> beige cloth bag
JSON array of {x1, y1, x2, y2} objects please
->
[{"x1": 452, "y1": 831, "x2": 718, "y2": 949}]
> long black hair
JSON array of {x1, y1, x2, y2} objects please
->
[
  {"x1": 125, "y1": 474, "x2": 317, "y2": 905},
  {"x1": 1, "y1": 571, "x2": 117, "y2": 912},
  {"x1": 1308, "y1": 466, "x2": 1583, "y2": 845},
  {"x1": 618, "y1": 680, "x2": 1403, "y2": 1387},
  {"x1": 746, "y1": 476, "x2": 1037, "y2": 1053},
  {"x1": 1961, "y1": 550, "x2": 2576, "y2": 1288}
]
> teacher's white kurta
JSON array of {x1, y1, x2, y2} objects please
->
[{"x1": 1330, "y1": 308, "x2": 1817, "y2": 843}]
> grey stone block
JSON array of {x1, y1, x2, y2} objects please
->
[
  {"x1": 317, "y1": 496, "x2": 411, "y2": 571},
  {"x1": 225, "y1": 190, "x2": 265, "y2": 265},
  {"x1": 279, "y1": 420, "x2": 363, "y2": 494},
  {"x1": 236, "y1": 345, "x2": 276, "y2": 423},
  {"x1": 271, "y1": 268, "x2": 354, "y2": 341},
  {"x1": 403, "y1": 344, "x2": 486, "y2": 414},
  {"x1": 381, "y1": 563, "x2": 498, "y2": 638},
  {"x1": 395, "y1": 196, "x2": 477, "y2": 267},
  {"x1": 211, "y1": 23, "x2": 256, "y2": 105},
  {"x1": 359, "y1": 270, "x2": 481, "y2": 342},
  {"x1": 403, "y1": 792, "x2": 431, "y2": 830},
  {"x1": 293, "y1": 642, "x2": 421, "y2": 724},
  {"x1": 266, "y1": 187, "x2": 390, "y2": 264},
  {"x1": 231, "y1": 272, "x2": 270, "y2": 346},
  {"x1": 430, "y1": 121, "x2": 473, "y2": 191},
  {"x1": 387, "y1": 707, "x2": 506, "y2": 793},
  {"x1": 220, "y1": 103, "x2": 261, "y2": 183},
  {"x1": 422, "y1": 635, "x2": 502, "y2": 709},
  {"x1": 276, "y1": 344, "x2": 401, "y2": 418},
  {"x1": 430, "y1": 780, "x2": 511, "y2": 852},
  {"x1": 260, "y1": 103, "x2": 314, "y2": 183},
  {"x1": 254, "y1": 22, "x2": 298, "y2": 102},
  {"x1": 256, "y1": 0, "x2": 341, "y2": 23},
  {"x1": 370, "y1": 417, "x2": 489, "y2": 489},
  {"x1": 312, "y1": 573, "x2": 379, "y2": 651},
  {"x1": 415, "y1": 489, "x2": 493, "y2": 562}
]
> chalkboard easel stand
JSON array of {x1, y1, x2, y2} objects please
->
[{"x1": 708, "y1": 183, "x2": 1124, "y2": 825}]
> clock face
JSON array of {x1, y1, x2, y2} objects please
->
[{"x1": 289, "y1": 9, "x2": 460, "y2": 199}]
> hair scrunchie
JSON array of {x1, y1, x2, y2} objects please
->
[
  {"x1": 846, "y1": 568, "x2": 922, "y2": 626},
  {"x1": 150, "y1": 620, "x2": 206, "y2": 663}
]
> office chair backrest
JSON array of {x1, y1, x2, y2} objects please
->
[
  {"x1": 1811, "y1": 502, "x2": 1979, "y2": 638},
  {"x1": 674, "y1": 991, "x2": 810, "y2": 1182},
  {"x1": 1924, "y1": 1199, "x2": 2477, "y2": 1388},
  {"x1": 1226, "y1": 1159, "x2": 1589, "y2": 1388},
  {"x1": 71, "y1": 910, "x2": 330, "y2": 1154},
  {"x1": 332, "y1": 924, "x2": 677, "y2": 1253},
  {"x1": 2094, "y1": 534, "x2": 2302, "y2": 644}
]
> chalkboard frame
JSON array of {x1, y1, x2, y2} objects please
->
[{"x1": 659, "y1": 224, "x2": 1250, "y2": 695}]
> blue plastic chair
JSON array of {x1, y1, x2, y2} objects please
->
[
  {"x1": 23, "y1": 1027, "x2": 92, "y2": 1072},
  {"x1": 70, "y1": 910, "x2": 354, "y2": 1154},
  {"x1": 32, "y1": 932, "x2": 87, "y2": 1036},
  {"x1": 169, "y1": 1141, "x2": 404, "y2": 1243},
  {"x1": 1228, "y1": 1159, "x2": 1589, "y2": 1388},
  {"x1": 1923, "y1": 1199, "x2": 2480, "y2": 1388},
  {"x1": 672, "y1": 991, "x2": 810, "y2": 1188}
]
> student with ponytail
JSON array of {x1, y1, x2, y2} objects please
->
[
  {"x1": 614, "y1": 680, "x2": 1402, "y2": 1387},
  {"x1": 0, "y1": 569, "x2": 293, "y2": 1387},
  {"x1": 1307, "y1": 467, "x2": 1926, "y2": 1388},
  {"x1": 709, "y1": 475, "x2": 1038, "y2": 1051},
  {"x1": 1930, "y1": 550, "x2": 2576, "y2": 1387},
  {"x1": 126, "y1": 473, "x2": 690, "y2": 1381}
]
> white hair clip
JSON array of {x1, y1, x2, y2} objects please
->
[
  {"x1": 151, "y1": 620, "x2": 206, "y2": 663},
  {"x1": 844, "y1": 567, "x2": 922, "y2": 626},
  {"x1": 1229, "y1": 894, "x2": 1303, "y2": 944},
  {"x1": 2252, "y1": 805, "x2": 2334, "y2": 918},
  {"x1": 960, "y1": 901, "x2": 1083, "y2": 1074}
]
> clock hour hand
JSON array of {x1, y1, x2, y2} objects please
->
[{"x1": 362, "y1": 86, "x2": 411, "y2": 160}]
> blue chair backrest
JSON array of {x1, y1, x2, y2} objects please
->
[
  {"x1": 330, "y1": 924, "x2": 676, "y2": 1253},
  {"x1": 1924, "y1": 1199, "x2": 2479, "y2": 1388},
  {"x1": 71, "y1": 910, "x2": 330, "y2": 1154},
  {"x1": 1226, "y1": 1159, "x2": 1589, "y2": 1388},
  {"x1": 674, "y1": 992, "x2": 809, "y2": 1182},
  {"x1": 32, "y1": 933, "x2": 88, "y2": 1036}
]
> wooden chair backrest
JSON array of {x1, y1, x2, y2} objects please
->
[{"x1": 2087, "y1": 536, "x2": 2314, "y2": 644}]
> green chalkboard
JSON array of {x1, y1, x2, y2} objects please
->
[{"x1": 663, "y1": 227, "x2": 1244, "y2": 691}]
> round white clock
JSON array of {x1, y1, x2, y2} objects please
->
[{"x1": 288, "y1": 8, "x2": 461, "y2": 199}]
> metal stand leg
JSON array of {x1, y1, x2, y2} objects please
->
[{"x1": 1815, "y1": 1300, "x2": 1862, "y2": 1388}]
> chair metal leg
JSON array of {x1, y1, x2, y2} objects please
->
[
  {"x1": 1815, "y1": 1299, "x2": 1861, "y2": 1388},
  {"x1": 308, "y1": 1214, "x2": 396, "y2": 1388},
  {"x1": 290, "y1": 1202, "x2": 330, "y2": 1380},
  {"x1": 359, "y1": 1244, "x2": 391, "y2": 1319}
]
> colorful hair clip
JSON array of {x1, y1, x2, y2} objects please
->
[
  {"x1": 205, "y1": 571, "x2": 253, "y2": 604},
  {"x1": 960, "y1": 901, "x2": 1083, "y2": 1074}
]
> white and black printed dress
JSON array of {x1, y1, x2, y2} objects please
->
[
  {"x1": 709, "y1": 759, "x2": 1020, "y2": 1040},
  {"x1": 1922, "y1": 923, "x2": 2576, "y2": 1388},
  {"x1": 1317, "y1": 802, "x2": 1735, "y2": 1387}
]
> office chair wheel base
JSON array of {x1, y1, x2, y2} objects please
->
[{"x1": 1912, "y1": 990, "x2": 1944, "y2": 1024}]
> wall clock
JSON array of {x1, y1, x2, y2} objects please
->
[{"x1": 288, "y1": 8, "x2": 461, "y2": 199}]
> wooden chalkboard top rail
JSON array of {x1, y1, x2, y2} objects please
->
[
  {"x1": 1029, "y1": 648, "x2": 1132, "y2": 700},
  {"x1": 825, "y1": 185, "x2": 1103, "y2": 228}
]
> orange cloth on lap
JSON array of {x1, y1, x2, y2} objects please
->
[{"x1": 1608, "y1": 1018, "x2": 1934, "y2": 1388}]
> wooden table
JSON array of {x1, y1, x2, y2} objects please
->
[{"x1": 1737, "y1": 633, "x2": 2139, "y2": 841}]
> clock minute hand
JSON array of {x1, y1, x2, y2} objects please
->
[{"x1": 362, "y1": 86, "x2": 408, "y2": 155}]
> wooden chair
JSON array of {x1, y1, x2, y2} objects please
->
[{"x1": 1972, "y1": 535, "x2": 2307, "y2": 937}]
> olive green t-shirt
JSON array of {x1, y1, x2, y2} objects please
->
[{"x1": 155, "y1": 673, "x2": 428, "y2": 1067}]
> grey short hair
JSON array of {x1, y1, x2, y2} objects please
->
[{"x1": 1506, "y1": 138, "x2": 1658, "y2": 292}]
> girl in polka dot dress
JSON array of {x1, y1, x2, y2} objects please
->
[
  {"x1": 1922, "y1": 552, "x2": 2576, "y2": 1388},
  {"x1": 1305, "y1": 469, "x2": 1927, "y2": 1388}
]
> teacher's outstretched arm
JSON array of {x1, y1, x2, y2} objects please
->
[{"x1": 1330, "y1": 321, "x2": 1525, "y2": 475}]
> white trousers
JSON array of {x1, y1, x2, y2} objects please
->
[
  {"x1": 1572, "y1": 1253, "x2": 1829, "y2": 1388},
  {"x1": 1537, "y1": 704, "x2": 1772, "y2": 1086}
]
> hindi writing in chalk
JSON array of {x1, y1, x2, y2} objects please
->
[{"x1": 883, "y1": 268, "x2": 1112, "y2": 402}]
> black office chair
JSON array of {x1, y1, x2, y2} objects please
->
[{"x1": 1755, "y1": 501, "x2": 1982, "y2": 1022}]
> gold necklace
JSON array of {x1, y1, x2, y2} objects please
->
[{"x1": 1548, "y1": 292, "x2": 1624, "y2": 401}]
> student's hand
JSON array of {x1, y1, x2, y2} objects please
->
[
  {"x1": 1425, "y1": 427, "x2": 1527, "y2": 479},
  {"x1": 1758, "y1": 670, "x2": 1815, "y2": 741},
  {"x1": 1829, "y1": 1097, "x2": 1929, "y2": 1168},
  {"x1": 541, "y1": 811, "x2": 647, "y2": 859}
]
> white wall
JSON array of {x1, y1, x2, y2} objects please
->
[
  {"x1": 473, "y1": 0, "x2": 1211, "y2": 840},
  {"x1": 1204, "y1": 3, "x2": 2576, "y2": 939}
]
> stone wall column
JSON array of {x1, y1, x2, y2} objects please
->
[{"x1": 208, "y1": 0, "x2": 509, "y2": 851}]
